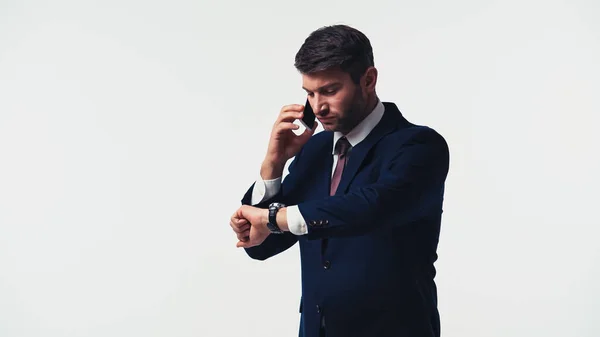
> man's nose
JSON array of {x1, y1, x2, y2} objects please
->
[{"x1": 313, "y1": 97, "x2": 328, "y2": 115}]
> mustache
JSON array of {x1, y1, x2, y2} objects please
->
[{"x1": 317, "y1": 109, "x2": 330, "y2": 116}]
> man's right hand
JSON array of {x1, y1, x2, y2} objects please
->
[{"x1": 261, "y1": 104, "x2": 317, "y2": 179}]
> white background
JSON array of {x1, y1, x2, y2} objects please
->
[{"x1": 1, "y1": 0, "x2": 599, "y2": 336}]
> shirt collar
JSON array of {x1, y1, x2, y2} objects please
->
[{"x1": 332, "y1": 99, "x2": 385, "y2": 155}]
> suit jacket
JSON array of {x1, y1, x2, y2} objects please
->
[{"x1": 240, "y1": 102, "x2": 450, "y2": 337}]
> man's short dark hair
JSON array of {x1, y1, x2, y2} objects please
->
[{"x1": 294, "y1": 24, "x2": 374, "y2": 84}]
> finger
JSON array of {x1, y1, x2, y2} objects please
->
[
  {"x1": 232, "y1": 205, "x2": 249, "y2": 218},
  {"x1": 230, "y1": 212, "x2": 247, "y2": 223},
  {"x1": 236, "y1": 217, "x2": 249, "y2": 226},
  {"x1": 237, "y1": 240, "x2": 254, "y2": 248},
  {"x1": 229, "y1": 218, "x2": 240, "y2": 230},
  {"x1": 230, "y1": 216, "x2": 247, "y2": 230},
  {"x1": 230, "y1": 221, "x2": 250, "y2": 233},
  {"x1": 275, "y1": 122, "x2": 300, "y2": 133},
  {"x1": 276, "y1": 110, "x2": 304, "y2": 124},
  {"x1": 230, "y1": 224, "x2": 243, "y2": 234},
  {"x1": 230, "y1": 212, "x2": 242, "y2": 227},
  {"x1": 280, "y1": 104, "x2": 305, "y2": 114},
  {"x1": 236, "y1": 229, "x2": 250, "y2": 239},
  {"x1": 237, "y1": 229, "x2": 250, "y2": 241}
]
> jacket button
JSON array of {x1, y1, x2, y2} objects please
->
[
  {"x1": 316, "y1": 305, "x2": 321, "y2": 314},
  {"x1": 323, "y1": 260, "x2": 331, "y2": 269}
]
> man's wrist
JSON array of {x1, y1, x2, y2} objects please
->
[
  {"x1": 261, "y1": 208, "x2": 270, "y2": 229},
  {"x1": 260, "y1": 159, "x2": 285, "y2": 180},
  {"x1": 276, "y1": 207, "x2": 289, "y2": 232},
  {"x1": 263, "y1": 207, "x2": 289, "y2": 232}
]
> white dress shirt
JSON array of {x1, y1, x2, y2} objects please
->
[{"x1": 251, "y1": 100, "x2": 385, "y2": 235}]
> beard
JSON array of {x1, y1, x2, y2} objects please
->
[{"x1": 337, "y1": 87, "x2": 367, "y2": 134}]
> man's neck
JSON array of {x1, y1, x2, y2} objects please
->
[{"x1": 364, "y1": 94, "x2": 379, "y2": 117}]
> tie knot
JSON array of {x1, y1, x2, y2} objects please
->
[{"x1": 335, "y1": 137, "x2": 351, "y2": 157}]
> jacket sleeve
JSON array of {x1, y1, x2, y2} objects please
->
[
  {"x1": 297, "y1": 128, "x2": 450, "y2": 240},
  {"x1": 240, "y1": 148, "x2": 305, "y2": 260}
]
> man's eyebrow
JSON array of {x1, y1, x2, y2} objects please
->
[{"x1": 302, "y1": 82, "x2": 342, "y2": 92}]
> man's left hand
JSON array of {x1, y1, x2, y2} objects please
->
[{"x1": 230, "y1": 205, "x2": 271, "y2": 248}]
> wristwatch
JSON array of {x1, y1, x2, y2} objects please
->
[{"x1": 267, "y1": 202, "x2": 286, "y2": 234}]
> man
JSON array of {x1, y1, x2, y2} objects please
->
[{"x1": 230, "y1": 24, "x2": 449, "y2": 337}]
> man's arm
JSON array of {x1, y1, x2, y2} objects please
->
[
  {"x1": 232, "y1": 104, "x2": 317, "y2": 256},
  {"x1": 239, "y1": 151, "x2": 305, "y2": 259},
  {"x1": 243, "y1": 152, "x2": 308, "y2": 235},
  {"x1": 294, "y1": 128, "x2": 449, "y2": 240},
  {"x1": 236, "y1": 128, "x2": 449, "y2": 248}
]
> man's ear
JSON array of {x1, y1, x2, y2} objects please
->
[{"x1": 362, "y1": 66, "x2": 378, "y2": 93}]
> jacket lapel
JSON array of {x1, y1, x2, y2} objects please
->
[{"x1": 333, "y1": 102, "x2": 406, "y2": 196}]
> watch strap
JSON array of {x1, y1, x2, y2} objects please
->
[{"x1": 267, "y1": 202, "x2": 285, "y2": 234}]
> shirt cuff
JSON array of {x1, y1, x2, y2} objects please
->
[
  {"x1": 287, "y1": 205, "x2": 308, "y2": 235},
  {"x1": 250, "y1": 174, "x2": 282, "y2": 205}
]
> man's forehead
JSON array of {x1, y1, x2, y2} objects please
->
[{"x1": 301, "y1": 69, "x2": 348, "y2": 90}]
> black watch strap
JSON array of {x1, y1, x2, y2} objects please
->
[{"x1": 267, "y1": 202, "x2": 285, "y2": 234}]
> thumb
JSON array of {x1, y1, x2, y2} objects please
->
[{"x1": 237, "y1": 240, "x2": 251, "y2": 248}]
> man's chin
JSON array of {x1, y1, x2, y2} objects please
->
[
  {"x1": 319, "y1": 120, "x2": 338, "y2": 132},
  {"x1": 320, "y1": 125, "x2": 337, "y2": 132}
]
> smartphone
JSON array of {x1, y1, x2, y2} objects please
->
[{"x1": 299, "y1": 98, "x2": 316, "y2": 131}]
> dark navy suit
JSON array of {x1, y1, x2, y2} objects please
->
[{"x1": 240, "y1": 102, "x2": 449, "y2": 337}]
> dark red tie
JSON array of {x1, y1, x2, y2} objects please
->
[{"x1": 330, "y1": 137, "x2": 351, "y2": 196}]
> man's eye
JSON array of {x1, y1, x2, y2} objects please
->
[{"x1": 324, "y1": 90, "x2": 337, "y2": 95}]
